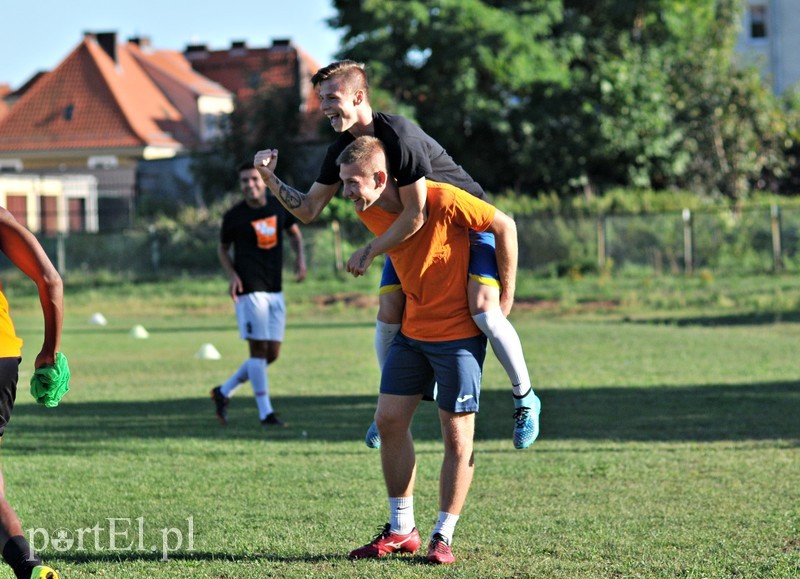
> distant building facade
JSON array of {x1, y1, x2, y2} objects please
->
[
  {"x1": 0, "y1": 31, "x2": 234, "y2": 230},
  {"x1": 735, "y1": 0, "x2": 800, "y2": 94},
  {"x1": 0, "y1": 33, "x2": 326, "y2": 230},
  {"x1": 184, "y1": 38, "x2": 323, "y2": 142}
]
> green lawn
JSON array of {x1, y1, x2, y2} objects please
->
[{"x1": 0, "y1": 274, "x2": 797, "y2": 577}]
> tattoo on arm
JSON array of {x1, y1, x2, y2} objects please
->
[
  {"x1": 279, "y1": 183, "x2": 304, "y2": 209},
  {"x1": 359, "y1": 243, "x2": 372, "y2": 269}
]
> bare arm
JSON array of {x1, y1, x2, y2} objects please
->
[
  {"x1": 0, "y1": 208, "x2": 63, "y2": 369},
  {"x1": 217, "y1": 242, "x2": 243, "y2": 301},
  {"x1": 485, "y1": 209, "x2": 519, "y2": 316},
  {"x1": 254, "y1": 149, "x2": 340, "y2": 223},
  {"x1": 346, "y1": 177, "x2": 428, "y2": 276},
  {"x1": 286, "y1": 224, "x2": 307, "y2": 282}
]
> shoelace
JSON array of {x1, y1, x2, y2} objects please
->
[
  {"x1": 513, "y1": 406, "x2": 531, "y2": 428},
  {"x1": 371, "y1": 523, "x2": 392, "y2": 542},
  {"x1": 430, "y1": 533, "x2": 450, "y2": 551}
]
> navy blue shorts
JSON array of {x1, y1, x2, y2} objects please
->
[
  {"x1": 0, "y1": 357, "x2": 20, "y2": 437},
  {"x1": 380, "y1": 230, "x2": 500, "y2": 293},
  {"x1": 381, "y1": 333, "x2": 487, "y2": 413}
]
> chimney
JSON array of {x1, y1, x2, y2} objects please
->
[
  {"x1": 271, "y1": 39, "x2": 292, "y2": 52},
  {"x1": 85, "y1": 31, "x2": 118, "y2": 63},
  {"x1": 184, "y1": 44, "x2": 209, "y2": 61},
  {"x1": 128, "y1": 36, "x2": 152, "y2": 49},
  {"x1": 229, "y1": 40, "x2": 248, "y2": 57}
]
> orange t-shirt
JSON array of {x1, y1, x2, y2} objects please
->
[
  {"x1": 359, "y1": 181, "x2": 496, "y2": 342},
  {"x1": 0, "y1": 286, "x2": 23, "y2": 358}
]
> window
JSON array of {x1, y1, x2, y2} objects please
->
[
  {"x1": 5, "y1": 196, "x2": 27, "y2": 226},
  {"x1": 0, "y1": 159, "x2": 22, "y2": 173},
  {"x1": 88, "y1": 156, "x2": 118, "y2": 169},
  {"x1": 39, "y1": 196, "x2": 58, "y2": 235},
  {"x1": 68, "y1": 198, "x2": 86, "y2": 232},
  {"x1": 750, "y1": 5, "x2": 767, "y2": 40}
]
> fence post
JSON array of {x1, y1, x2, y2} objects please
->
[
  {"x1": 682, "y1": 208, "x2": 693, "y2": 275},
  {"x1": 55, "y1": 233, "x2": 66, "y2": 276},
  {"x1": 331, "y1": 220, "x2": 343, "y2": 274},
  {"x1": 597, "y1": 214, "x2": 606, "y2": 272},
  {"x1": 149, "y1": 225, "x2": 161, "y2": 274},
  {"x1": 771, "y1": 204, "x2": 783, "y2": 272}
]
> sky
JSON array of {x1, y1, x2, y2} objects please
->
[{"x1": 0, "y1": 0, "x2": 344, "y2": 89}]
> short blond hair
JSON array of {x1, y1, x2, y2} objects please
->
[
  {"x1": 311, "y1": 60, "x2": 369, "y2": 99},
  {"x1": 336, "y1": 136, "x2": 387, "y2": 174}
]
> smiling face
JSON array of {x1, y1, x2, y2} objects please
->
[
  {"x1": 238, "y1": 168, "x2": 267, "y2": 208},
  {"x1": 318, "y1": 76, "x2": 363, "y2": 134},
  {"x1": 339, "y1": 162, "x2": 384, "y2": 213}
]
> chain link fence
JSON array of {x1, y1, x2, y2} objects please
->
[
  {"x1": 2, "y1": 205, "x2": 799, "y2": 279},
  {"x1": 515, "y1": 204, "x2": 800, "y2": 276}
]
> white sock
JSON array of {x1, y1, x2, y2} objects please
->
[
  {"x1": 374, "y1": 321, "x2": 401, "y2": 370},
  {"x1": 247, "y1": 357, "x2": 273, "y2": 420},
  {"x1": 432, "y1": 511, "x2": 459, "y2": 544},
  {"x1": 389, "y1": 496, "x2": 415, "y2": 535},
  {"x1": 220, "y1": 360, "x2": 250, "y2": 397},
  {"x1": 472, "y1": 309, "x2": 532, "y2": 397}
]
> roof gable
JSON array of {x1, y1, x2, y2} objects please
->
[
  {"x1": 0, "y1": 34, "x2": 199, "y2": 154},
  {"x1": 129, "y1": 45, "x2": 231, "y2": 98}
]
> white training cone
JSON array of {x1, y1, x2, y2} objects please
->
[
  {"x1": 129, "y1": 325, "x2": 150, "y2": 339},
  {"x1": 88, "y1": 312, "x2": 107, "y2": 326},
  {"x1": 195, "y1": 343, "x2": 221, "y2": 360}
]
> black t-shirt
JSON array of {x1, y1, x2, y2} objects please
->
[
  {"x1": 316, "y1": 112, "x2": 489, "y2": 202},
  {"x1": 220, "y1": 197, "x2": 297, "y2": 294}
]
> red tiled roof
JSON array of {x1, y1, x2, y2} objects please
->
[
  {"x1": 129, "y1": 44, "x2": 231, "y2": 98},
  {"x1": 187, "y1": 46, "x2": 295, "y2": 100},
  {"x1": 0, "y1": 84, "x2": 9, "y2": 122},
  {"x1": 0, "y1": 35, "x2": 202, "y2": 153},
  {"x1": 186, "y1": 41, "x2": 325, "y2": 141}
]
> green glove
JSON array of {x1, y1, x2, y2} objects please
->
[{"x1": 30, "y1": 352, "x2": 71, "y2": 408}]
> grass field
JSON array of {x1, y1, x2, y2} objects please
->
[{"x1": 0, "y1": 273, "x2": 798, "y2": 578}]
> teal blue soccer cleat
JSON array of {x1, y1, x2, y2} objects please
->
[
  {"x1": 513, "y1": 393, "x2": 541, "y2": 449},
  {"x1": 365, "y1": 421, "x2": 381, "y2": 449}
]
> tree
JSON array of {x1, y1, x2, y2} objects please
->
[
  {"x1": 330, "y1": 0, "x2": 795, "y2": 199},
  {"x1": 192, "y1": 87, "x2": 308, "y2": 205},
  {"x1": 330, "y1": 0, "x2": 574, "y2": 193}
]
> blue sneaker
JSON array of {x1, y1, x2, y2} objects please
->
[
  {"x1": 513, "y1": 393, "x2": 541, "y2": 449},
  {"x1": 365, "y1": 421, "x2": 381, "y2": 449}
]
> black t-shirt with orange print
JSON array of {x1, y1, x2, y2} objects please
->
[{"x1": 220, "y1": 197, "x2": 297, "y2": 294}]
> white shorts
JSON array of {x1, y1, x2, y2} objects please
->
[{"x1": 234, "y1": 292, "x2": 286, "y2": 342}]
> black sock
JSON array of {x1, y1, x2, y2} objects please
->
[{"x1": 2, "y1": 535, "x2": 41, "y2": 579}]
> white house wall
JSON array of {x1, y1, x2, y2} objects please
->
[{"x1": 0, "y1": 174, "x2": 98, "y2": 233}]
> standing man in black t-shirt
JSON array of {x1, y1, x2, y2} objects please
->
[{"x1": 210, "y1": 162, "x2": 306, "y2": 427}]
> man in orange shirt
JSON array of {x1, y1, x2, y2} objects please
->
[{"x1": 261, "y1": 136, "x2": 518, "y2": 565}]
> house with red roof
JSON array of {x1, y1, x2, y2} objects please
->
[
  {"x1": 184, "y1": 38, "x2": 324, "y2": 142},
  {"x1": 0, "y1": 32, "x2": 327, "y2": 233},
  {"x1": 0, "y1": 31, "x2": 234, "y2": 231}
]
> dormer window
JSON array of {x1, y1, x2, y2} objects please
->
[
  {"x1": 88, "y1": 156, "x2": 118, "y2": 169},
  {"x1": 0, "y1": 159, "x2": 22, "y2": 173},
  {"x1": 63, "y1": 104, "x2": 75, "y2": 121}
]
